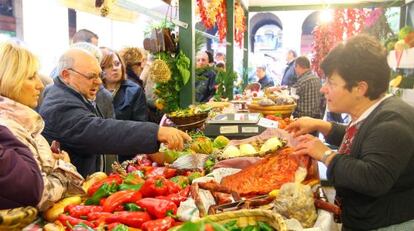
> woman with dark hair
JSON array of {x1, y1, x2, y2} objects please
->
[
  {"x1": 101, "y1": 49, "x2": 148, "y2": 162},
  {"x1": 286, "y1": 34, "x2": 414, "y2": 230}
]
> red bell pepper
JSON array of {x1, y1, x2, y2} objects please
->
[
  {"x1": 105, "y1": 211, "x2": 151, "y2": 228},
  {"x1": 166, "y1": 180, "x2": 181, "y2": 195},
  {"x1": 57, "y1": 214, "x2": 94, "y2": 228},
  {"x1": 87, "y1": 212, "x2": 113, "y2": 221},
  {"x1": 103, "y1": 190, "x2": 142, "y2": 212},
  {"x1": 137, "y1": 198, "x2": 177, "y2": 219},
  {"x1": 64, "y1": 205, "x2": 103, "y2": 218},
  {"x1": 139, "y1": 176, "x2": 170, "y2": 197},
  {"x1": 163, "y1": 168, "x2": 177, "y2": 179},
  {"x1": 141, "y1": 216, "x2": 175, "y2": 231},
  {"x1": 87, "y1": 174, "x2": 123, "y2": 196},
  {"x1": 156, "y1": 186, "x2": 190, "y2": 206}
]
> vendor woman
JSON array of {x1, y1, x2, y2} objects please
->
[{"x1": 286, "y1": 34, "x2": 414, "y2": 230}]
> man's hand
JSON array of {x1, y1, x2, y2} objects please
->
[
  {"x1": 157, "y1": 127, "x2": 192, "y2": 150},
  {"x1": 52, "y1": 150, "x2": 71, "y2": 163}
]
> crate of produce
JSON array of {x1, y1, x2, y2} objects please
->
[{"x1": 172, "y1": 209, "x2": 287, "y2": 231}]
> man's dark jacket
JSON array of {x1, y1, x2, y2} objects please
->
[
  {"x1": 326, "y1": 96, "x2": 414, "y2": 230},
  {"x1": 39, "y1": 78, "x2": 160, "y2": 177},
  {"x1": 281, "y1": 61, "x2": 297, "y2": 87}
]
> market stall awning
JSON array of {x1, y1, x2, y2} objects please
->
[
  {"x1": 248, "y1": 0, "x2": 404, "y2": 11},
  {"x1": 59, "y1": 0, "x2": 138, "y2": 22}
]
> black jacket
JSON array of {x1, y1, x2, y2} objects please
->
[
  {"x1": 39, "y1": 78, "x2": 160, "y2": 177},
  {"x1": 326, "y1": 96, "x2": 414, "y2": 230}
]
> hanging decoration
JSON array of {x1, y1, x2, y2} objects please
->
[
  {"x1": 234, "y1": 1, "x2": 246, "y2": 48},
  {"x1": 196, "y1": 0, "x2": 227, "y2": 42},
  {"x1": 312, "y1": 8, "x2": 369, "y2": 78}
]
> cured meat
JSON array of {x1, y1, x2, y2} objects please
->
[{"x1": 220, "y1": 148, "x2": 311, "y2": 196}]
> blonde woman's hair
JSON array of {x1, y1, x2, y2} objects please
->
[{"x1": 0, "y1": 41, "x2": 39, "y2": 100}]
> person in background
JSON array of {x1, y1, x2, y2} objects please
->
[
  {"x1": 286, "y1": 34, "x2": 414, "y2": 230},
  {"x1": 119, "y1": 47, "x2": 145, "y2": 88},
  {"x1": 101, "y1": 49, "x2": 148, "y2": 162},
  {"x1": 0, "y1": 125, "x2": 43, "y2": 209},
  {"x1": 281, "y1": 49, "x2": 297, "y2": 87},
  {"x1": 0, "y1": 41, "x2": 83, "y2": 211},
  {"x1": 195, "y1": 50, "x2": 216, "y2": 102},
  {"x1": 71, "y1": 29, "x2": 99, "y2": 46},
  {"x1": 214, "y1": 51, "x2": 226, "y2": 64},
  {"x1": 291, "y1": 56, "x2": 322, "y2": 119},
  {"x1": 256, "y1": 65, "x2": 274, "y2": 89},
  {"x1": 39, "y1": 48, "x2": 191, "y2": 177}
]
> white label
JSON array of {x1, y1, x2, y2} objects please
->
[
  {"x1": 258, "y1": 118, "x2": 279, "y2": 128},
  {"x1": 241, "y1": 127, "x2": 259, "y2": 133},
  {"x1": 220, "y1": 126, "x2": 239, "y2": 134}
]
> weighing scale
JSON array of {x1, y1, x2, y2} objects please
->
[{"x1": 204, "y1": 113, "x2": 274, "y2": 139}]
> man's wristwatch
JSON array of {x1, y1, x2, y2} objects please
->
[{"x1": 321, "y1": 150, "x2": 336, "y2": 164}]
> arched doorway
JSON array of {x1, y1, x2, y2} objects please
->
[
  {"x1": 250, "y1": 12, "x2": 282, "y2": 53},
  {"x1": 301, "y1": 11, "x2": 319, "y2": 56}
]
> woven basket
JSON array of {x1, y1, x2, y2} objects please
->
[
  {"x1": 167, "y1": 112, "x2": 209, "y2": 126},
  {"x1": 247, "y1": 103, "x2": 296, "y2": 118},
  {"x1": 171, "y1": 209, "x2": 287, "y2": 231},
  {"x1": 0, "y1": 206, "x2": 38, "y2": 231}
]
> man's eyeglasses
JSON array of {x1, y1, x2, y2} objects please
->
[{"x1": 67, "y1": 68, "x2": 105, "y2": 81}]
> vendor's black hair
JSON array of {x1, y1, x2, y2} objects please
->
[{"x1": 205, "y1": 50, "x2": 214, "y2": 64}]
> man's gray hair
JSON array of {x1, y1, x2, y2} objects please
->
[{"x1": 57, "y1": 55, "x2": 74, "y2": 75}]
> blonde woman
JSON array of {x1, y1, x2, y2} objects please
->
[{"x1": 0, "y1": 42, "x2": 84, "y2": 211}]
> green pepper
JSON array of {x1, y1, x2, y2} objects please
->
[
  {"x1": 257, "y1": 222, "x2": 274, "y2": 231},
  {"x1": 224, "y1": 220, "x2": 240, "y2": 231},
  {"x1": 124, "y1": 203, "x2": 143, "y2": 211},
  {"x1": 112, "y1": 224, "x2": 129, "y2": 231},
  {"x1": 119, "y1": 183, "x2": 143, "y2": 191},
  {"x1": 170, "y1": 176, "x2": 189, "y2": 189},
  {"x1": 84, "y1": 183, "x2": 118, "y2": 205}
]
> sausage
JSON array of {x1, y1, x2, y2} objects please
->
[{"x1": 314, "y1": 199, "x2": 341, "y2": 216}]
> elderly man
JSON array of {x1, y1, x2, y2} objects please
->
[
  {"x1": 39, "y1": 48, "x2": 191, "y2": 177},
  {"x1": 292, "y1": 56, "x2": 322, "y2": 119},
  {"x1": 195, "y1": 50, "x2": 216, "y2": 102},
  {"x1": 256, "y1": 65, "x2": 274, "y2": 89}
]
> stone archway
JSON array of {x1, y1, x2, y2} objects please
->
[
  {"x1": 301, "y1": 11, "x2": 319, "y2": 55},
  {"x1": 249, "y1": 12, "x2": 282, "y2": 52}
]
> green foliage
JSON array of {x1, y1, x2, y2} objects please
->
[
  {"x1": 214, "y1": 70, "x2": 238, "y2": 101},
  {"x1": 398, "y1": 26, "x2": 414, "y2": 40},
  {"x1": 154, "y1": 51, "x2": 191, "y2": 113}
]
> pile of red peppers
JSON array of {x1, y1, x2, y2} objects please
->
[{"x1": 55, "y1": 162, "x2": 192, "y2": 231}]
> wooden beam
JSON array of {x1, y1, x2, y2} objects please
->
[
  {"x1": 249, "y1": 0, "x2": 405, "y2": 12},
  {"x1": 179, "y1": 0, "x2": 195, "y2": 107}
]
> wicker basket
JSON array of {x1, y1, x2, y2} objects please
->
[
  {"x1": 171, "y1": 209, "x2": 287, "y2": 231},
  {"x1": 0, "y1": 206, "x2": 38, "y2": 231},
  {"x1": 167, "y1": 112, "x2": 209, "y2": 126},
  {"x1": 247, "y1": 103, "x2": 296, "y2": 118}
]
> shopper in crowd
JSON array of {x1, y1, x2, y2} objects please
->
[
  {"x1": 39, "y1": 48, "x2": 191, "y2": 177},
  {"x1": 281, "y1": 49, "x2": 297, "y2": 87},
  {"x1": 101, "y1": 49, "x2": 148, "y2": 162},
  {"x1": 256, "y1": 65, "x2": 274, "y2": 89},
  {"x1": 48, "y1": 30, "x2": 115, "y2": 120},
  {"x1": 291, "y1": 56, "x2": 322, "y2": 119},
  {"x1": 0, "y1": 42, "x2": 84, "y2": 211},
  {"x1": 195, "y1": 50, "x2": 216, "y2": 102},
  {"x1": 214, "y1": 51, "x2": 226, "y2": 64},
  {"x1": 286, "y1": 34, "x2": 414, "y2": 230},
  {"x1": 0, "y1": 125, "x2": 43, "y2": 209},
  {"x1": 119, "y1": 47, "x2": 145, "y2": 88},
  {"x1": 71, "y1": 29, "x2": 99, "y2": 46}
]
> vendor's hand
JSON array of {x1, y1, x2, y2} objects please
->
[
  {"x1": 158, "y1": 127, "x2": 192, "y2": 150},
  {"x1": 52, "y1": 150, "x2": 71, "y2": 163},
  {"x1": 291, "y1": 134, "x2": 330, "y2": 161},
  {"x1": 285, "y1": 117, "x2": 320, "y2": 137}
]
